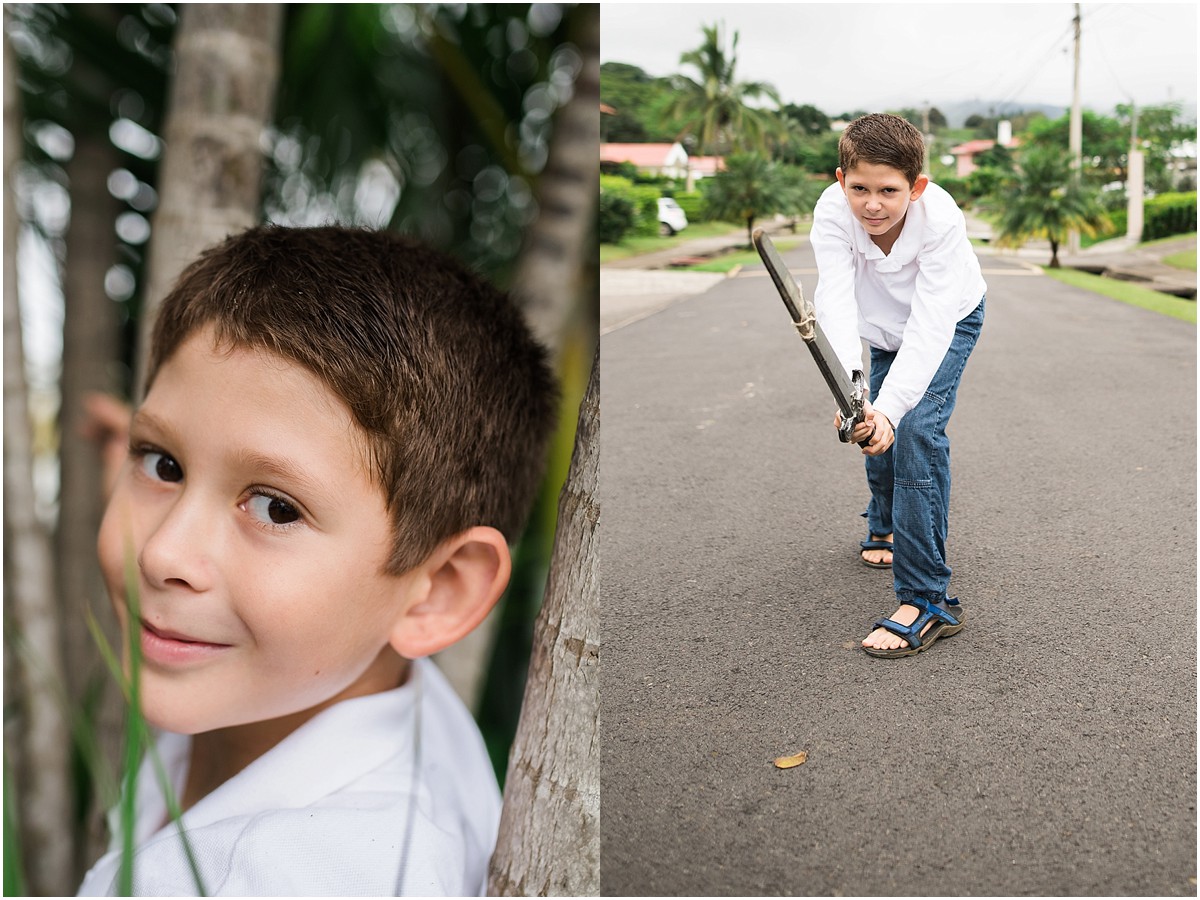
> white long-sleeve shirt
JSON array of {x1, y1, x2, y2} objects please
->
[
  {"x1": 810, "y1": 180, "x2": 986, "y2": 427},
  {"x1": 77, "y1": 658, "x2": 500, "y2": 897}
]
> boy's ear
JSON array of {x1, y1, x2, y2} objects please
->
[
  {"x1": 835, "y1": 167, "x2": 846, "y2": 191},
  {"x1": 910, "y1": 174, "x2": 930, "y2": 201},
  {"x1": 387, "y1": 527, "x2": 512, "y2": 660}
]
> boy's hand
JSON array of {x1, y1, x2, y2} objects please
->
[{"x1": 835, "y1": 400, "x2": 894, "y2": 456}]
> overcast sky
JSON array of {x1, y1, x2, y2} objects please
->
[{"x1": 600, "y1": 3, "x2": 1198, "y2": 120}]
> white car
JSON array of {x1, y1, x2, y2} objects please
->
[{"x1": 657, "y1": 197, "x2": 688, "y2": 236}]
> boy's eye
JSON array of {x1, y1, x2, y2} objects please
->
[
  {"x1": 139, "y1": 450, "x2": 183, "y2": 484},
  {"x1": 245, "y1": 493, "x2": 302, "y2": 527}
]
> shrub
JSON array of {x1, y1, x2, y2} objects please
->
[
  {"x1": 673, "y1": 191, "x2": 705, "y2": 223},
  {"x1": 600, "y1": 175, "x2": 660, "y2": 236},
  {"x1": 1143, "y1": 192, "x2": 1197, "y2": 241},
  {"x1": 598, "y1": 192, "x2": 635, "y2": 244},
  {"x1": 937, "y1": 176, "x2": 970, "y2": 206}
]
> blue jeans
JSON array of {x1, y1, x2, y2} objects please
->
[{"x1": 863, "y1": 297, "x2": 985, "y2": 605}]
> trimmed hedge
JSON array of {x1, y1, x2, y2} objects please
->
[
  {"x1": 1143, "y1": 192, "x2": 1197, "y2": 242},
  {"x1": 672, "y1": 191, "x2": 706, "y2": 224},
  {"x1": 599, "y1": 192, "x2": 635, "y2": 244},
  {"x1": 600, "y1": 174, "x2": 659, "y2": 237}
]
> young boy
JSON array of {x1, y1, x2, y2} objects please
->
[
  {"x1": 76, "y1": 226, "x2": 557, "y2": 895},
  {"x1": 809, "y1": 113, "x2": 986, "y2": 658}
]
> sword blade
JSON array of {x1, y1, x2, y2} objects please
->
[{"x1": 752, "y1": 228, "x2": 859, "y2": 419}]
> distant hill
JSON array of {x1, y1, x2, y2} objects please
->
[{"x1": 938, "y1": 99, "x2": 1066, "y2": 128}]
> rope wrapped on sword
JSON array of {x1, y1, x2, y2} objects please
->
[{"x1": 751, "y1": 228, "x2": 875, "y2": 449}]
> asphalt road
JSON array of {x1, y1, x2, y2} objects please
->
[{"x1": 599, "y1": 239, "x2": 1197, "y2": 896}]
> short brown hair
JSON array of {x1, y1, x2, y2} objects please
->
[
  {"x1": 146, "y1": 225, "x2": 558, "y2": 574},
  {"x1": 838, "y1": 113, "x2": 926, "y2": 187}
]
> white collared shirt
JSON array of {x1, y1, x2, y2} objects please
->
[
  {"x1": 77, "y1": 658, "x2": 500, "y2": 897},
  {"x1": 810, "y1": 180, "x2": 986, "y2": 427}
]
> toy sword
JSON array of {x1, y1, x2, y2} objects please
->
[{"x1": 752, "y1": 228, "x2": 873, "y2": 448}]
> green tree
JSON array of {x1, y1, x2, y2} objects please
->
[
  {"x1": 599, "y1": 61, "x2": 677, "y2": 143},
  {"x1": 663, "y1": 22, "x2": 782, "y2": 162},
  {"x1": 782, "y1": 102, "x2": 830, "y2": 136},
  {"x1": 1114, "y1": 102, "x2": 1197, "y2": 193},
  {"x1": 703, "y1": 152, "x2": 791, "y2": 244},
  {"x1": 783, "y1": 129, "x2": 841, "y2": 180},
  {"x1": 990, "y1": 145, "x2": 1112, "y2": 267},
  {"x1": 1024, "y1": 110, "x2": 1126, "y2": 183}
]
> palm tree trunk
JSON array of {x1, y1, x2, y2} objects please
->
[
  {"x1": 488, "y1": 347, "x2": 599, "y2": 897},
  {"x1": 4, "y1": 25, "x2": 75, "y2": 896},
  {"x1": 1049, "y1": 239, "x2": 1061, "y2": 268},
  {"x1": 134, "y1": 4, "x2": 284, "y2": 397},
  {"x1": 486, "y1": 7, "x2": 600, "y2": 894},
  {"x1": 435, "y1": 4, "x2": 600, "y2": 711},
  {"x1": 59, "y1": 122, "x2": 127, "y2": 878},
  {"x1": 508, "y1": 4, "x2": 600, "y2": 359}
]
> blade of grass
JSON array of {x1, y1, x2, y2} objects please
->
[
  {"x1": 111, "y1": 540, "x2": 207, "y2": 896},
  {"x1": 3, "y1": 755, "x2": 28, "y2": 897},
  {"x1": 84, "y1": 605, "x2": 131, "y2": 705},
  {"x1": 118, "y1": 549, "x2": 142, "y2": 897},
  {"x1": 145, "y1": 745, "x2": 207, "y2": 896}
]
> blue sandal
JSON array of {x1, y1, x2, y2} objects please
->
[
  {"x1": 859, "y1": 536, "x2": 893, "y2": 569},
  {"x1": 863, "y1": 596, "x2": 965, "y2": 658}
]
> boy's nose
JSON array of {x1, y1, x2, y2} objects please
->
[{"x1": 137, "y1": 494, "x2": 215, "y2": 594}]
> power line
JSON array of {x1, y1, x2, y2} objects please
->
[{"x1": 990, "y1": 18, "x2": 1076, "y2": 111}]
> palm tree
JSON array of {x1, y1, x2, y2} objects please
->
[
  {"x1": 991, "y1": 145, "x2": 1111, "y2": 267},
  {"x1": 703, "y1": 153, "x2": 790, "y2": 245},
  {"x1": 663, "y1": 23, "x2": 783, "y2": 189}
]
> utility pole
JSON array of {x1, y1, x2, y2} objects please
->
[
  {"x1": 1068, "y1": 3, "x2": 1083, "y2": 252},
  {"x1": 922, "y1": 100, "x2": 932, "y2": 173},
  {"x1": 1127, "y1": 100, "x2": 1145, "y2": 243}
]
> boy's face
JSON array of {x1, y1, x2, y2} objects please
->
[
  {"x1": 98, "y1": 325, "x2": 413, "y2": 735},
  {"x1": 836, "y1": 162, "x2": 929, "y2": 248}
]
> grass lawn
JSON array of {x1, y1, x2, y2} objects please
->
[
  {"x1": 599, "y1": 221, "x2": 743, "y2": 264},
  {"x1": 1042, "y1": 266, "x2": 1196, "y2": 324},
  {"x1": 1163, "y1": 248, "x2": 1196, "y2": 271},
  {"x1": 687, "y1": 237, "x2": 805, "y2": 273}
]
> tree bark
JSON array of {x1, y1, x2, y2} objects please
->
[
  {"x1": 488, "y1": 347, "x2": 599, "y2": 897},
  {"x1": 134, "y1": 4, "x2": 284, "y2": 397},
  {"x1": 3, "y1": 25, "x2": 76, "y2": 897}
]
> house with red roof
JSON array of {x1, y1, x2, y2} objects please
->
[
  {"x1": 949, "y1": 122, "x2": 1020, "y2": 177},
  {"x1": 600, "y1": 142, "x2": 725, "y2": 182}
]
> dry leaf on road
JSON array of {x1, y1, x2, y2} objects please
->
[{"x1": 773, "y1": 750, "x2": 807, "y2": 769}]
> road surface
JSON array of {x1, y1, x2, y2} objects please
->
[{"x1": 599, "y1": 237, "x2": 1196, "y2": 896}]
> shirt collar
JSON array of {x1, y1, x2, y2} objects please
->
[
  {"x1": 139, "y1": 659, "x2": 425, "y2": 839},
  {"x1": 853, "y1": 196, "x2": 925, "y2": 273}
]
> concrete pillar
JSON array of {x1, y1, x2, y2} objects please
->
[{"x1": 1127, "y1": 149, "x2": 1145, "y2": 243}]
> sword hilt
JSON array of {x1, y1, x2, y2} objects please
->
[{"x1": 837, "y1": 370, "x2": 874, "y2": 448}]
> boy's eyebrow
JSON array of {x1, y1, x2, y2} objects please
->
[
  {"x1": 232, "y1": 449, "x2": 329, "y2": 502},
  {"x1": 130, "y1": 408, "x2": 175, "y2": 440},
  {"x1": 131, "y1": 409, "x2": 328, "y2": 502}
]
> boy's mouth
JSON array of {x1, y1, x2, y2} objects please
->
[{"x1": 139, "y1": 619, "x2": 232, "y2": 665}]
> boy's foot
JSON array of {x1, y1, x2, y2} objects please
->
[
  {"x1": 859, "y1": 533, "x2": 893, "y2": 567},
  {"x1": 861, "y1": 598, "x2": 964, "y2": 655},
  {"x1": 862, "y1": 604, "x2": 926, "y2": 651}
]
